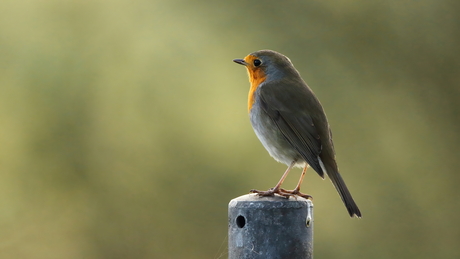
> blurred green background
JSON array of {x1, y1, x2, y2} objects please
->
[{"x1": 1, "y1": 0, "x2": 459, "y2": 258}]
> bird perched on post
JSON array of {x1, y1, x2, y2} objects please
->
[{"x1": 233, "y1": 50, "x2": 361, "y2": 218}]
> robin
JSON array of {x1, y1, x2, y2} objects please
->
[{"x1": 233, "y1": 50, "x2": 361, "y2": 218}]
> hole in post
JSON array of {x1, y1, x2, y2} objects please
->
[
  {"x1": 236, "y1": 215, "x2": 246, "y2": 228},
  {"x1": 306, "y1": 217, "x2": 311, "y2": 228}
]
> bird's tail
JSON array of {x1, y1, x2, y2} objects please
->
[{"x1": 326, "y1": 167, "x2": 362, "y2": 218}]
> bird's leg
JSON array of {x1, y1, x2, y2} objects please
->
[
  {"x1": 250, "y1": 161, "x2": 296, "y2": 198},
  {"x1": 280, "y1": 165, "x2": 313, "y2": 199}
]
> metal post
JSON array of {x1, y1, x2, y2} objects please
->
[{"x1": 228, "y1": 194, "x2": 313, "y2": 259}]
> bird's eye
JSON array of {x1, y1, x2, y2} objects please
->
[{"x1": 253, "y1": 59, "x2": 262, "y2": 67}]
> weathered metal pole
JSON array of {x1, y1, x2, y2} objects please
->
[{"x1": 228, "y1": 194, "x2": 313, "y2": 259}]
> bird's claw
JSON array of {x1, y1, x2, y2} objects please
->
[
  {"x1": 280, "y1": 188, "x2": 313, "y2": 200},
  {"x1": 250, "y1": 188, "x2": 290, "y2": 198},
  {"x1": 250, "y1": 188, "x2": 312, "y2": 199}
]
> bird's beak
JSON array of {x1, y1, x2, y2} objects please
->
[{"x1": 233, "y1": 59, "x2": 248, "y2": 66}]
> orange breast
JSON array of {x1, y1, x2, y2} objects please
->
[{"x1": 245, "y1": 55, "x2": 267, "y2": 112}]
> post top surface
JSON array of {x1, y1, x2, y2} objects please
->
[{"x1": 229, "y1": 193, "x2": 313, "y2": 209}]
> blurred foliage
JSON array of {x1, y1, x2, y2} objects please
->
[{"x1": 0, "y1": 0, "x2": 459, "y2": 258}]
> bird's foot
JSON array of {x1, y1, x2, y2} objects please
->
[
  {"x1": 280, "y1": 188, "x2": 313, "y2": 200},
  {"x1": 250, "y1": 188, "x2": 291, "y2": 198}
]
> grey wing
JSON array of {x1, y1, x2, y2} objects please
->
[{"x1": 259, "y1": 92, "x2": 325, "y2": 178}]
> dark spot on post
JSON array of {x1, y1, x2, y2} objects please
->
[{"x1": 236, "y1": 215, "x2": 246, "y2": 228}]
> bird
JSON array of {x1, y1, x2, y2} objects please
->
[{"x1": 233, "y1": 50, "x2": 361, "y2": 218}]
